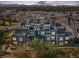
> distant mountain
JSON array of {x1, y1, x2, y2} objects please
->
[
  {"x1": 0, "y1": 3, "x2": 79, "y2": 8},
  {"x1": 0, "y1": 4, "x2": 79, "y2": 12},
  {"x1": 0, "y1": 4, "x2": 27, "y2": 8},
  {"x1": 0, "y1": 1, "x2": 79, "y2": 6}
]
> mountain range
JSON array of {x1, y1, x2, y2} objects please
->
[{"x1": 0, "y1": 1, "x2": 79, "y2": 6}]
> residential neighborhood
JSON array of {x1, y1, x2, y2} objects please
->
[
  {"x1": 11, "y1": 11, "x2": 79, "y2": 46},
  {"x1": 0, "y1": 1, "x2": 79, "y2": 58}
]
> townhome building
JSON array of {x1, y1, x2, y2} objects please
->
[{"x1": 12, "y1": 13, "x2": 72, "y2": 46}]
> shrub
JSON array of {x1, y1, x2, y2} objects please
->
[{"x1": 13, "y1": 51, "x2": 31, "y2": 58}]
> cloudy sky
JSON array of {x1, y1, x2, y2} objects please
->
[{"x1": 0, "y1": 1, "x2": 79, "y2": 6}]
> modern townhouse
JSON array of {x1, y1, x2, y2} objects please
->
[{"x1": 12, "y1": 15, "x2": 72, "y2": 46}]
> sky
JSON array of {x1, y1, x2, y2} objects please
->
[{"x1": 0, "y1": 1, "x2": 79, "y2": 6}]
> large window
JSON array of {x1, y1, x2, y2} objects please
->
[
  {"x1": 45, "y1": 31, "x2": 50, "y2": 34},
  {"x1": 47, "y1": 37, "x2": 51, "y2": 40},
  {"x1": 51, "y1": 36, "x2": 55, "y2": 40},
  {"x1": 29, "y1": 27, "x2": 34, "y2": 30},
  {"x1": 59, "y1": 37, "x2": 63, "y2": 41},
  {"x1": 45, "y1": 26, "x2": 50, "y2": 29},
  {"x1": 59, "y1": 42, "x2": 63, "y2": 45},
  {"x1": 52, "y1": 42, "x2": 55, "y2": 44},
  {"x1": 25, "y1": 25, "x2": 30, "y2": 29},
  {"x1": 77, "y1": 29, "x2": 79, "y2": 33},
  {"x1": 77, "y1": 29, "x2": 79, "y2": 35},
  {"x1": 19, "y1": 37, "x2": 23, "y2": 41},
  {"x1": 13, "y1": 37, "x2": 16, "y2": 41},
  {"x1": 13, "y1": 42, "x2": 17, "y2": 44},
  {"x1": 76, "y1": 20, "x2": 79, "y2": 28},
  {"x1": 30, "y1": 32, "x2": 35, "y2": 36},
  {"x1": 65, "y1": 41, "x2": 68, "y2": 44},
  {"x1": 41, "y1": 31, "x2": 45, "y2": 35},
  {"x1": 65, "y1": 37, "x2": 69, "y2": 40},
  {"x1": 44, "y1": 24, "x2": 50, "y2": 29},
  {"x1": 51, "y1": 32, "x2": 55, "y2": 35},
  {"x1": 36, "y1": 27, "x2": 40, "y2": 30}
]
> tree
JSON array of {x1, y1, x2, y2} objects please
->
[
  {"x1": 29, "y1": 38, "x2": 41, "y2": 50},
  {"x1": 0, "y1": 30, "x2": 5, "y2": 43},
  {"x1": 29, "y1": 38, "x2": 59, "y2": 57}
]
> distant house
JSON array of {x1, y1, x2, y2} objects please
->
[
  {"x1": 13, "y1": 22, "x2": 72, "y2": 46},
  {"x1": 56, "y1": 26, "x2": 72, "y2": 46},
  {"x1": 75, "y1": 20, "x2": 79, "y2": 38},
  {"x1": 13, "y1": 29, "x2": 29, "y2": 44}
]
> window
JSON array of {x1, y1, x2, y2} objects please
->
[
  {"x1": 77, "y1": 29, "x2": 79, "y2": 33},
  {"x1": 59, "y1": 42, "x2": 63, "y2": 45},
  {"x1": 65, "y1": 37, "x2": 69, "y2": 40},
  {"x1": 25, "y1": 25, "x2": 30, "y2": 29},
  {"x1": 13, "y1": 42, "x2": 17, "y2": 44},
  {"x1": 51, "y1": 32, "x2": 55, "y2": 35},
  {"x1": 29, "y1": 27, "x2": 34, "y2": 30},
  {"x1": 25, "y1": 26, "x2": 29, "y2": 29},
  {"x1": 13, "y1": 37, "x2": 16, "y2": 41},
  {"x1": 45, "y1": 26, "x2": 50, "y2": 29},
  {"x1": 41, "y1": 31, "x2": 45, "y2": 35},
  {"x1": 77, "y1": 29, "x2": 79, "y2": 35},
  {"x1": 44, "y1": 25, "x2": 50, "y2": 29},
  {"x1": 76, "y1": 21, "x2": 79, "y2": 27},
  {"x1": 65, "y1": 41, "x2": 68, "y2": 44},
  {"x1": 36, "y1": 27, "x2": 40, "y2": 30},
  {"x1": 27, "y1": 34, "x2": 30, "y2": 36},
  {"x1": 47, "y1": 37, "x2": 51, "y2": 40},
  {"x1": 52, "y1": 42, "x2": 55, "y2": 44},
  {"x1": 30, "y1": 32, "x2": 35, "y2": 36},
  {"x1": 51, "y1": 36, "x2": 55, "y2": 40},
  {"x1": 45, "y1": 31, "x2": 50, "y2": 34},
  {"x1": 59, "y1": 37, "x2": 63, "y2": 41},
  {"x1": 19, "y1": 37, "x2": 23, "y2": 41}
]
